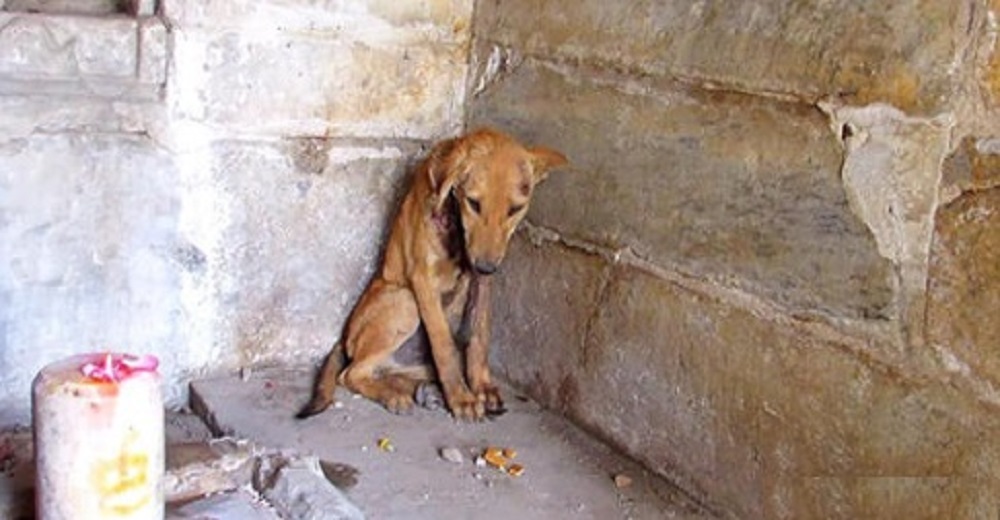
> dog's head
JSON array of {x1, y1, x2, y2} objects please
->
[{"x1": 428, "y1": 128, "x2": 567, "y2": 275}]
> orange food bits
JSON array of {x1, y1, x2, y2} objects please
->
[{"x1": 483, "y1": 447, "x2": 507, "y2": 469}]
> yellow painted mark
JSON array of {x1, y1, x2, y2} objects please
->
[{"x1": 90, "y1": 432, "x2": 152, "y2": 516}]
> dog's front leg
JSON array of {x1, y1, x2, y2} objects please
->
[
  {"x1": 465, "y1": 275, "x2": 504, "y2": 415},
  {"x1": 412, "y1": 275, "x2": 484, "y2": 420}
]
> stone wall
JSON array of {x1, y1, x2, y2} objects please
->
[
  {"x1": 469, "y1": 1, "x2": 1000, "y2": 517},
  {"x1": 3, "y1": 1, "x2": 999, "y2": 516},
  {"x1": 0, "y1": 0, "x2": 473, "y2": 423}
]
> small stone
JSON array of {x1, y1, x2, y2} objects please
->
[
  {"x1": 254, "y1": 454, "x2": 364, "y2": 520},
  {"x1": 474, "y1": 456, "x2": 486, "y2": 468},
  {"x1": 440, "y1": 447, "x2": 464, "y2": 464},
  {"x1": 319, "y1": 460, "x2": 360, "y2": 490},
  {"x1": 333, "y1": 401, "x2": 345, "y2": 409},
  {"x1": 614, "y1": 474, "x2": 633, "y2": 489}
]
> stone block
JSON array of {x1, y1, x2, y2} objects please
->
[
  {"x1": 0, "y1": 12, "x2": 167, "y2": 99},
  {"x1": 166, "y1": 410, "x2": 214, "y2": 444},
  {"x1": 0, "y1": 134, "x2": 188, "y2": 424},
  {"x1": 129, "y1": 0, "x2": 155, "y2": 16},
  {"x1": 473, "y1": 0, "x2": 965, "y2": 114},
  {"x1": 167, "y1": 489, "x2": 281, "y2": 520},
  {"x1": 979, "y1": 0, "x2": 1000, "y2": 108},
  {"x1": 927, "y1": 187, "x2": 1000, "y2": 390},
  {"x1": 164, "y1": 0, "x2": 473, "y2": 139},
  {"x1": 4, "y1": 0, "x2": 121, "y2": 14},
  {"x1": 0, "y1": 134, "x2": 428, "y2": 423},
  {"x1": 0, "y1": 95, "x2": 161, "y2": 140},
  {"x1": 489, "y1": 231, "x2": 609, "y2": 409},
  {"x1": 208, "y1": 140, "x2": 415, "y2": 369},
  {"x1": 471, "y1": 60, "x2": 893, "y2": 320},
  {"x1": 941, "y1": 136, "x2": 1000, "y2": 202},
  {"x1": 0, "y1": 12, "x2": 136, "y2": 77},
  {"x1": 172, "y1": 28, "x2": 466, "y2": 138},
  {"x1": 162, "y1": 0, "x2": 472, "y2": 38},
  {"x1": 163, "y1": 438, "x2": 356, "y2": 520},
  {"x1": 139, "y1": 16, "x2": 169, "y2": 86},
  {"x1": 165, "y1": 439, "x2": 258, "y2": 504},
  {"x1": 590, "y1": 265, "x2": 999, "y2": 518},
  {"x1": 254, "y1": 454, "x2": 365, "y2": 520},
  {"x1": 496, "y1": 238, "x2": 1000, "y2": 517}
]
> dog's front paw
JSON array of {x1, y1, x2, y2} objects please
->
[
  {"x1": 474, "y1": 383, "x2": 507, "y2": 417},
  {"x1": 446, "y1": 386, "x2": 485, "y2": 421},
  {"x1": 385, "y1": 393, "x2": 415, "y2": 415}
]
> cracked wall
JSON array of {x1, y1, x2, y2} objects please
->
[
  {"x1": 470, "y1": 0, "x2": 1000, "y2": 517},
  {"x1": 0, "y1": 0, "x2": 474, "y2": 423}
]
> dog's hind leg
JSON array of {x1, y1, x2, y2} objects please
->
[{"x1": 340, "y1": 281, "x2": 424, "y2": 414}]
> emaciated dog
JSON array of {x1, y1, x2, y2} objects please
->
[{"x1": 297, "y1": 128, "x2": 567, "y2": 421}]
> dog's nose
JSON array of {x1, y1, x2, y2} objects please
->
[{"x1": 473, "y1": 260, "x2": 498, "y2": 275}]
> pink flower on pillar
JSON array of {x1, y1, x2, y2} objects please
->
[{"x1": 80, "y1": 353, "x2": 160, "y2": 383}]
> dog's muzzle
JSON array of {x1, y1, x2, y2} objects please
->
[{"x1": 472, "y1": 260, "x2": 498, "y2": 275}]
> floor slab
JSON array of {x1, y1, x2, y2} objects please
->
[{"x1": 190, "y1": 367, "x2": 713, "y2": 520}]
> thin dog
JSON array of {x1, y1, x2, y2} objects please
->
[{"x1": 297, "y1": 128, "x2": 567, "y2": 421}]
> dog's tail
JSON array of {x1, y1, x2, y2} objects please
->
[{"x1": 295, "y1": 341, "x2": 346, "y2": 419}]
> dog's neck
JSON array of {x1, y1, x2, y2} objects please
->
[{"x1": 432, "y1": 194, "x2": 469, "y2": 268}]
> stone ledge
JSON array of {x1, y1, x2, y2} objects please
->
[
  {"x1": 166, "y1": 438, "x2": 364, "y2": 519},
  {"x1": 0, "y1": 11, "x2": 167, "y2": 100}
]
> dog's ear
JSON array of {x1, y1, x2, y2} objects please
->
[
  {"x1": 427, "y1": 137, "x2": 469, "y2": 212},
  {"x1": 528, "y1": 146, "x2": 568, "y2": 184}
]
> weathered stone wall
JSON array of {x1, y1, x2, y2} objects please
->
[
  {"x1": 470, "y1": 1, "x2": 1000, "y2": 517},
  {"x1": 3, "y1": 1, "x2": 999, "y2": 515},
  {"x1": 0, "y1": 0, "x2": 473, "y2": 423}
]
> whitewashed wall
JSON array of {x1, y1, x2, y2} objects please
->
[{"x1": 0, "y1": 0, "x2": 473, "y2": 424}]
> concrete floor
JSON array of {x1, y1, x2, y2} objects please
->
[
  {"x1": 0, "y1": 367, "x2": 714, "y2": 519},
  {"x1": 190, "y1": 367, "x2": 713, "y2": 520}
]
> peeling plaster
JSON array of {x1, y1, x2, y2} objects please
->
[
  {"x1": 820, "y1": 102, "x2": 952, "y2": 337},
  {"x1": 821, "y1": 103, "x2": 951, "y2": 266}
]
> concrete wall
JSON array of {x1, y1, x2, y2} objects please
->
[
  {"x1": 470, "y1": 1, "x2": 1000, "y2": 517},
  {"x1": 0, "y1": 0, "x2": 473, "y2": 423}
]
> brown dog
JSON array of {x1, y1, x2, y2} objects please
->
[{"x1": 297, "y1": 128, "x2": 567, "y2": 420}]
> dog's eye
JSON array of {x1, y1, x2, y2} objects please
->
[
  {"x1": 507, "y1": 205, "x2": 524, "y2": 217},
  {"x1": 467, "y1": 198, "x2": 481, "y2": 214}
]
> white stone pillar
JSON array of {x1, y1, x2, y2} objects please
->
[{"x1": 32, "y1": 353, "x2": 164, "y2": 520}]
